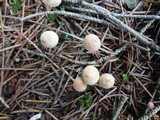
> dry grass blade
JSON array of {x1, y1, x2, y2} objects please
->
[{"x1": 0, "y1": 96, "x2": 10, "y2": 108}]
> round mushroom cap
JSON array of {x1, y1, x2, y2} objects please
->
[
  {"x1": 147, "y1": 102, "x2": 155, "y2": 110},
  {"x1": 82, "y1": 65, "x2": 99, "y2": 85},
  {"x1": 73, "y1": 77, "x2": 87, "y2": 92},
  {"x1": 83, "y1": 34, "x2": 101, "y2": 52},
  {"x1": 98, "y1": 73, "x2": 115, "y2": 89},
  {"x1": 42, "y1": 0, "x2": 62, "y2": 7},
  {"x1": 40, "y1": 31, "x2": 59, "y2": 48}
]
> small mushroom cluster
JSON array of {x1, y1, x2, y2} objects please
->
[
  {"x1": 40, "y1": 30, "x2": 113, "y2": 92},
  {"x1": 39, "y1": 32, "x2": 114, "y2": 92},
  {"x1": 73, "y1": 65, "x2": 115, "y2": 92}
]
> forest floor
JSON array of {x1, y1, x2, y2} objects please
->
[{"x1": 0, "y1": 0, "x2": 160, "y2": 120}]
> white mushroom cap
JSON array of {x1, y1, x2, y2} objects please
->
[
  {"x1": 98, "y1": 73, "x2": 115, "y2": 89},
  {"x1": 73, "y1": 77, "x2": 87, "y2": 92},
  {"x1": 147, "y1": 102, "x2": 155, "y2": 110},
  {"x1": 42, "y1": 0, "x2": 62, "y2": 7},
  {"x1": 40, "y1": 31, "x2": 59, "y2": 48},
  {"x1": 82, "y1": 65, "x2": 99, "y2": 85},
  {"x1": 83, "y1": 34, "x2": 101, "y2": 52}
]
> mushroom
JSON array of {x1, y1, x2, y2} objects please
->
[
  {"x1": 82, "y1": 65, "x2": 99, "y2": 85},
  {"x1": 73, "y1": 77, "x2": 87, "y2": 92},
  {"x1": 83, "y1": 34, "x2": 101, "y2": 53},
  {"x1": 40, "y1": 31, "x2": 59, "y2": 48},
  {"x1": 98, "y1": 73, "x2": 115, "y2": 89},
  {"x1": 42, "y1": 0, "x2": 62, "y2": 7},
  {"x1": 147, "y1": 102, "x2": 155, "y2": 110}
]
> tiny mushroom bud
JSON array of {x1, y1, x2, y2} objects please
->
[
  {"x1": 83, "y1": 34, "x2": 101, "y2": 52},
  {"x1": 42, "y1": 0, "x2": 62, "y2": 7},
  {"x1": 147, "y1": 102, "x2": 155, "y2": 110},
  {"x1": 98, "y1": 73, "x2": 115, "y2": 89},
  {"x1": 73, "y1": 77, "x2": 87, "y2": 92},
  {"x1": 40, "y1": 31, "x2": 59, "y2": 48},
  {"x1": 82, "y1": 65, "x2": 99, "y2": 85}
]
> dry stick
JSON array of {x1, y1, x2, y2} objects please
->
[
  {"x1": 11, "y1": 109, "x2": 40, "y2": 114},
  {"x1": 64, "y1": 0, "x2": 160, "y2": 52},
  {"x1": 3, "y1": 13, "x2": 116, "y2": 28},
  {"x1": 0, "y1": 68, "x2": 38, "y2": 71},
  {"x1": 45, "y1": 110, "x2": 59, "y2": 120},
  {"x1": 65, "y1": 6, "x2": 160, "y2": 20},
  {"x1": 64, "y1": 6, "x2": 97, "y2": 14},
  {"x1": 140, "y1": 10, "x2": 160, "y2": 34},
  {"x1": 138, "y1": 105, "x2": 160, "y2": 120},
  {"x1": 0, "y1": 117, "x2": 10, "y2": 119},
  {"x1": 22, "y1": 46, "x2": 124, "y2": 65},
  {"x1": 112, "y1": 96, "x2": 128, "y2": 120},
  {"x1": 0, "y1": 44, "x2": 22, "y2": 52},
  {"x1": 112, "y1": 13, "x2": 160, "y2": 19},
  {"x1": 0, "y1": 9, "x2": 5, "y2": 96},
  {"x1": 140, "y1": 19, "x2": 155, "y2": 34},
  {"x1": 21, "y1": 11, "x2": 117, "y2": 29},
  {"x1": 58, "y1": 46, "x2": 123, "y2": 65},
  {"x1": 0, "y1": 96, "x2": 10, "y2": 108}
]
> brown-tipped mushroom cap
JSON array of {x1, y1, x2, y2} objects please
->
[
  {"x1": 40, "y1": 31, "x2": 59, "y2": 48},
  {"x1": 82, "y1": 65, "x2": 99, "y2": 85},
  {"x1": 98, "y1": 73, "x2": 115, "y2": 89},
  {"x1": 42, "y1": 0, "x2": 62, "y2": 7},
  {"x1": 83, "y1": 34, "x2": 101, "y2": 52},
  {"x1": 73, "y1": 77, "x2": 87, "y2": 92}
]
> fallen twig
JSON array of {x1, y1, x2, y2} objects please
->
[
  {"x1": 21, "y1": 11, "x2": 117, "y2": 29},
  {"x1": 22, "y1": 45, "x2": 125, "y2": 65},
  {"x1": 65, "y1": 6, "x2": 160, "y2": 20},
  {"x1": 59, "y1": 46, "x2": 124, "y2": 65},
  {"x1": 112, "y1": 96, "x2": 128, "y2": 120},
  {"x1": 0, "y1": 96, "x2": 10, "y2": 108},
  {"x1": 138, "y1": 105, "x2": 160, "y2": 120},
  {"x1": 140, "y1": 11, "x2": 160, "y2": 33}
]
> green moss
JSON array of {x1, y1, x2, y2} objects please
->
[
  {"x1": 48, "y1": 14, "x2": 57, "y2": 22},
  {"x1": 78, "y1": 92, "x2": 92, "y2": 107},
  {"x1": 11, "y1": 0, "x2": 21, "y2": 13},
  {"x1": 122, "y1": 74, "x2": 129, "y2": 83},
  {"x1": 64, "y1": 34, "x2": 73, "y2": 41}
]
